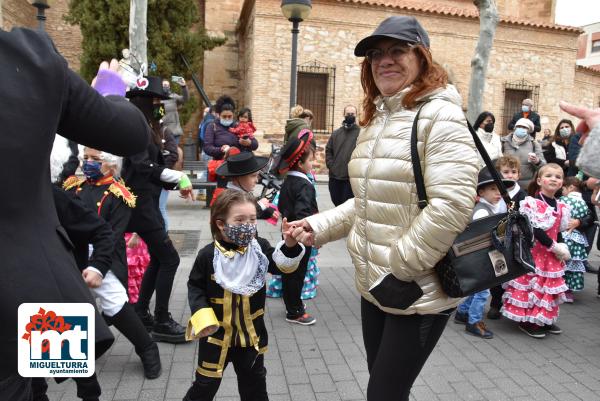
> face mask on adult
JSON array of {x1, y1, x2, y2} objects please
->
[
  {"x1": 82, "y1": 161, "x2": 104, "y2": 181},
  {"x1": 162, "y1": 85, "x2": 171, "y2": 95},
  {"x1": 152, "y1": 104, "x2": 165, "y2": 121},
  {"x1": 559, "y1": 127, "x2": 571, "y2": 138},
  {"x1": 343, "y1": 115, "x2": 356, "y2": 127},
  {"x1": 483, "y1": 123, "x2": 494, "y2": 133},
  {"x1": 522, "y1": 105, "x2": 530, "y2": 113},
  {"x1": 223, "y1": 223, "x2": 257, "y2": 247},
  {"x1": 220, "y1": 119, "x2": 234, "y2": 127},
  {"x1": 513, "y1": 127, "x2": 529, "y2": 140}
]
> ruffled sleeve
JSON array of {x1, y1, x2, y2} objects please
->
[{"x1": 519, "y1": 196, "x2": 556, "y2": 231}]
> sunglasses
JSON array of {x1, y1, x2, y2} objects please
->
[{"x1": 365, "y1": 43, "x2": 415, "y2": 64}]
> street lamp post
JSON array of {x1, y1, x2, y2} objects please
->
[
  {"x1": 32, "y1": 0, "x2": 50, "y2": 31},
  {"x1": 281, "y1": 0, "x2": 312, "y2": 113}
]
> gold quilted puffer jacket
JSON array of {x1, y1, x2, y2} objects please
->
[{"x1": 307, "y1": 85, "x2": 479, "y2": 315}]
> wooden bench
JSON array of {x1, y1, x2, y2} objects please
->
[{"x1": 182, "y1": 160, "x2": 217, "y2": 208}]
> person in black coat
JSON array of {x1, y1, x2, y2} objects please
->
[
  {"x1": 507, "y1": 98, "x2": 541, "y2": 135},
  {"x1": 123, "y1": 76, "x2": 194, "y2": 343},
  {"x1": 326, "y1": 106, "x2": 359, "y2": 206},
  {"x1": 276, "y1": 130, "x2": 319, "y2": 325},
  {"x1": 0, "y1": 28, "x2": 149, "y2": 400}
]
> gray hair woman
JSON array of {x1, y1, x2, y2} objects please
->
[
  {"x1": 289, "y1": 16, "x2": 479, "y2": 400},
  {"x1": 501, "y1": 117, "x2": 546, "y2": 188}
]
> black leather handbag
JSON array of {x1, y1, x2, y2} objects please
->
[{"x1": 410, "y1": 106, "x2": 536, "y2": 298}]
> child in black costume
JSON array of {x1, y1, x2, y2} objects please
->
[
  {"x1": 184, "y1": 190, "x2": 305, "y2": 401},
  {"x1": 276, "y1": 129, "x2": 318, "y2": 325}
]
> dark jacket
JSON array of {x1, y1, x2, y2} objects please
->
[
  {"x1": 543, "y1": 140, "x2": 569, "y2": 172},
  {"x1": 278, "y1": 174, "x2": 318, "y2": 221},
  {"x1": 122, "y1": 137, "x2": 175, "y2": 233},
  {"x1": 567, "y1": 133, "x2": 582, "y2": 177},
  {"x1": 507, "y1": 111, "x2": 541, "y2": 134},
  {"x1": 284, "y1": 118, "x2": 309, "y2": 144},
  {"x1": 188, "y1": 238, "x2": 303, "y2": 378},
  {"x1": 325, "y1": 124, "x2": 360, "y2": 180},
  {"x1": 0, "y1": 28, "x2": 149, "y2": 378},
  {"x1": 162, "y1": 126, "x2": 179, "y2": 169},
  {"x1": 53, "y1": 187, "x2": 115, "y2": 279},
  {"x1": 203, "y1": 121, "x2": 259, "y2": 160},
  {"x1": 65, "y1": 176, "x2": 135, "y2": 287}
]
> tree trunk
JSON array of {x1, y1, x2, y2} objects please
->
[
  {"x1": 467, "y1": 0, "x2": 499, "y2": 125},
  {"x1": 129, "y1": 0, "x2": 148, "y2": 75}
]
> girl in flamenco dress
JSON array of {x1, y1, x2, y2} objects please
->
[{"x1": 501, "y1": 163, "x2": 571, "y2": 339}]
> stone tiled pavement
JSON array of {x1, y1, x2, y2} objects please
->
[{"x1": 48, "y1": 184, "x2": 600, "y2": 401}]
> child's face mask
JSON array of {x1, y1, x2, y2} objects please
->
[{"x1": 223, "y1": 223, "x2": 257, "y2": 247}]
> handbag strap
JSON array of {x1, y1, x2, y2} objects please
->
[{"x1": 410, "y1": 104, "x2": 512, "y2": 210}]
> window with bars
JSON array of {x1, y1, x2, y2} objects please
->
[{"x1": 296, "y1": 61, "x2": 336, "y2": 134}]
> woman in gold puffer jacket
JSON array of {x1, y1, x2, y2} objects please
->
[{"x1": 291, "y1": 16, "x2": 479, "y2": 401}]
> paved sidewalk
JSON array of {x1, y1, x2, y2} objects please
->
[{"x1": 48, "y1": 184, "x2": 600, "y2": 401}]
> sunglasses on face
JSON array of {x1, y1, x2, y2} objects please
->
[{"x1": 365, "y1": 43, "x2": 414, "y2": 64}]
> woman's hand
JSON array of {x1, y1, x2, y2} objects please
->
[
  {"x1": 287, "y1": 219, "x2": 315, "y2": 247},
  {"x1": 127, "y1": 233, "x2": 140, "y2": 249},
  {"x1": 220, "y1": 145, "x2": 231, "y2": 154},
  {"x1": 239, "y1": 138, "x2": 252, "y2": 147},
  {"x1": 90, "y1": 59, "x2": 127, "y2": 97},
  {"x1": 179, "y1": 187, "x2": 195, "y2": 201},
  {"x1": 527, "y1": 153, "x2": 540, "y2": 165},
  {"x1": 82, "y1": 268, "x2": 103, "y2": 288}
]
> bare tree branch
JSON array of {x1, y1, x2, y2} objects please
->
[
  {"x1": 129, "y1": 0, "x2": 148, "y2": 75},
  {"x1": 467, "y1": 0, "x2": 499, "y2": 124}
]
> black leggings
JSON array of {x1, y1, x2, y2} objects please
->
[
  {"x1": 361, "y1": 297, "x2": 452, "y2": 401},
  {"x1": 282, "y1": 246, "x2": 311, "y2": 318},
  {"x1": 135, "y1": 228, "x2": 180, "y2": 320}
]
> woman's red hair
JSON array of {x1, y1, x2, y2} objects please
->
[{"x1": 359, "y1": 45, "x2": 448, "y2": 126}]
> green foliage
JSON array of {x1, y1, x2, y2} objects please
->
[{"x1": 66, "y1": 0, "x2": 226, "y2": 83}]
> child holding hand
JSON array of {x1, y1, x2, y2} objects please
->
[{"x1": 184, "y1": 190, "x2": 305, "y2": 401}]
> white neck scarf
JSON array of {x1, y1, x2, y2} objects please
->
[
  {"x1": 477, "y1": 127, "x2": 493, "y2": 143},
  {"x1": 287, "y1": 170, "x2": 312, "y2": 183},
  {"x1": 213, "y1": 238, "x2": 268, "y2": 296}
]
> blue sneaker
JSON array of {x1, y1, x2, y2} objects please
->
[{"x1": 465, "y1": 321, "x2": 494, "y2": 339}]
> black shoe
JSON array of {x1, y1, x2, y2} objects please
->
[
  {"x1": 152, "y1": 314, "x2": 187, "y2": 343},
  {"x1": 137, "y1": 342, "x2": 162, "y2": 379},
  {"x1": 519, "y1": 323, "x2": 546, "y2": 338},
  {"x1": 454, "y1": 311, "x2": 468, "y2": 325},
  {"x1": 136, "y1": 308, "x2": 155, "y2": 332},
  {"x1": 544, "y1": 324, "x2": 562, "y2": 335},
  {"x1": 487, "y1": 307, "x2": 501, "y2": 320}
]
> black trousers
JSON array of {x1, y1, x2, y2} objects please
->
[
  {"x1": 32, "y1": 374, "x2": 100, "y2": 400},
  {"x1": 282, "y1": 246, "x2": 311, "y2": 318},
  {"x1": 489, "y1": 285, "x2": 504, "y2": 309},
  {"x1": 328, "y1": 177, "x2": 354, "y2": 207},
  {"x1": 184, "y1": 349, "x2": 267, "y2": 401},
  {"x1": 361, "y1": 298, "x2": 452, "y2": 401},
  {"x1": 135, "y1": 228, "x2": 180, "y2": 321}
]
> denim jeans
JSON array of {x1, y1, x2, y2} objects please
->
[
  {"x1": 457, "y1": 289, "x2": 490, "y2": 324},
  {"x1": 159, "y1": 189, "x2": 169, "y2": 232}
]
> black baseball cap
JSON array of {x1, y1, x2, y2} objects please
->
[{"x1": 354, "y1": 16, "x2": 430, "y2": 57}]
